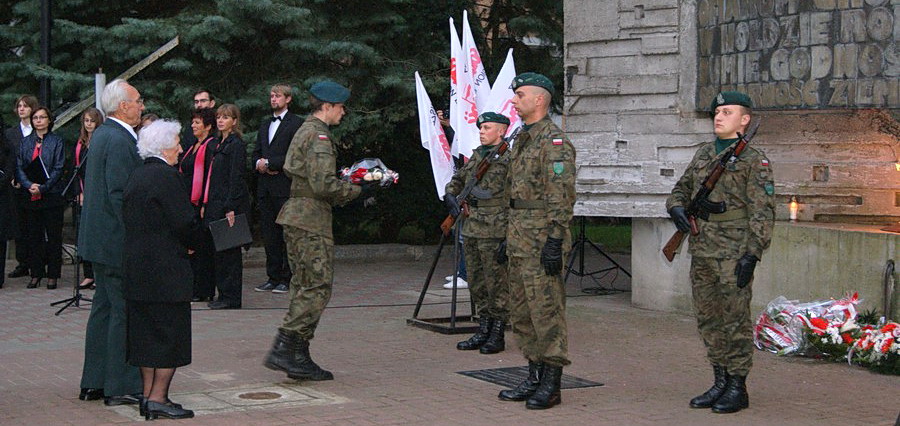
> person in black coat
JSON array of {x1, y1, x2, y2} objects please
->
[
  {"x1": 0, "y1": 118, "x2": 13, "y2": 288},
  {"x1": 123, "y1": 119, "x2": 202, "y2": 420},
  {"x1": 5, "y1": 94, "x2": 39, "y2": 279},
  {"x1": 202, "y1": 104, "x2": 250, "y2": 309},
  {"x1": 179, "y1": 108, "x2": 217, "y2": 302},
  {"x1": 251, "y1": 84, "x2": 302, "y2": 294},
  {"x1": 15, "y1": 106, "x2": 65, "y2": 289}
]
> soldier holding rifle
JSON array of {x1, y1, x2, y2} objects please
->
[{"x1": 665, "y1": 91, "x2": 775, "y2": 414}]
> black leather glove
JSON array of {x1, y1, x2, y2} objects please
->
[
  {"x1": 354, "y1": 183, "x2": 378, "y2": 208},
  {"x1": 668, "y1": 206, "x2": 691, "y2": 233},
  {"x1": 495, "y1": 240, "x2": 508, "y2": 265},
  {"x1": 540, "y1": 237, "x2": 563, "y2": 276},
  {"x1": 734, "y1": 253, "x2": 759, "y2": 289},
  {"x1": 444, "y1": 194, "x2": 461, "y2": 218}
]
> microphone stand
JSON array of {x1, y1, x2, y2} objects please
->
[{"x1": 51, "y1": 160, "x2": 90, "y2": 315}]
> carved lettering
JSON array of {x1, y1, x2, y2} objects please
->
[
  {"x1": 735, "y1": 21, "x2": 750, "y2": 51},
  {"x1": 859, "y1": 44, "x2": 884, "y2": 77},
  {"x1": 840, "y1": 10, "x2": 867, "y2": 43},
  {"x1": 867, "y1": 7, "x2": 894, "y2": 41},
  {"x1": 771, "y1": 48, "x2": 792, "y2": 80},
  {"x1": 790, "y1": 47, "x2": 812, "y2": 79},
  {"x1": 811, "y1": 45, "x2": 834, "y2": 79},
  {"x1": 833, "y1": 44, "x2": 860, "y2": 78}
]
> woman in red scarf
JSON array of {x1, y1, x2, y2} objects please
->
[{"x1": 179, "y1": 108, "x2": 217, "y2": 303}]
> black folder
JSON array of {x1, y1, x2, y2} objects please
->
[
  {"x1": 208, "y1": 213, "x2": 253, "y2": 252},
  {"x1": 24, "y1": 156, "x2": 49, "y2": 184}
]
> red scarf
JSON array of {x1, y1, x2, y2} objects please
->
[
  {"x1": 30, "y1": 140, "x2": 42, "y2": 201},
  {"x1": 186, "y1": 137, "x2": 212, "y2": 206},
  {"x1": 75, "y1": 141, "x2": 85, "y2": 192}
]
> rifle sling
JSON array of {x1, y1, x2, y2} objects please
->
[{"x1": 509, "y1": 199, "x2": 546, "y2": 209}]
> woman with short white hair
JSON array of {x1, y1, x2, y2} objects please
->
[{"x1": 123, "y1": 119, "x2": 202, "y2": 420}]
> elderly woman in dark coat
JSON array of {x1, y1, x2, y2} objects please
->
[{"x1": 123, "y1": 120, "x2": 202, "y2": 421}]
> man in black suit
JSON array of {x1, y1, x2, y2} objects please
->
[
  {"x1": 77, "y1": 79, "x2": 145, "y2": 406},
  {"x1": 5, "y1": 95, "x2": 39, "y2": 279},
  {"x1": 252, "y1": 84, "x2": 302, "y2": 294}
]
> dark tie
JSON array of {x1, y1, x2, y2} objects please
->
[{"x1": 271, "y1": 116, "x2": 281, "y2": 122}]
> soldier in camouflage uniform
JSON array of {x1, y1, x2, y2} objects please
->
[
  {"x1": 263, "y1": 81, "x2": 374, "y2": 382},
  {"x1": 444, "y1": 112, "x2": 511, "y2": 355},
  {"x1": 496, "y1": 73, "x2": 576, "y2": 410},
  {"x1": 666, "y1": 91, "x2": 775, "y2": 414}
]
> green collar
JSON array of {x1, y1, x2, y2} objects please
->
[{"x1": 715, "y1": 137, "x2": 739, "y2": 154}]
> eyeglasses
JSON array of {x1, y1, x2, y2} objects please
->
[
  {"x1": 194, "y1": 99, "x2": 210, "y2": 104},
  {"x1": 32, "y1": 115, "x2": 48, "y2": 120}
]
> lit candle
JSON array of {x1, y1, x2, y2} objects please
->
[{"x1": 789, "y1": 196, "x2": 799, "y2": 221}]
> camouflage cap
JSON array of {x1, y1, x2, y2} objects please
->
[
  {"x1": 476, "y1": 112, "x2": 510, "y2": 128},
  {"x1": 710, "y1": 91, "x2": 752, "y2": 116},
  {"x1": 310, "y1": 80, "x2": 350, "y2": 103},
  {"x1": 510, "y1": 72, "x2": 555, "y2": 96}
]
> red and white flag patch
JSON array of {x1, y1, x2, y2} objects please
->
[
  {"x1": 761, "y1": 159, "x2": 769, "y2": 166},
  {"x1": 318, "y1": 134, "x2": 329, "y2": 140},
  {"x1": 552, "y1": 138, "x2": 563, "y2": 146}
]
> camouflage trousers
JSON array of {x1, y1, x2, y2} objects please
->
[
  {"x1": 279, "y1": 226, "x2": 334, "y2": 341},
  {"x1": 507, "y1": 254, "x2": 570, "y2": 367},
  {"x1": 463, "y1": 237, "x2": 509, "y2": 321},
  {"x1": 690, "y1": 256, "x2": 753, "y2": 376}
]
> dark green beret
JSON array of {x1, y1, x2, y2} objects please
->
[
  {"x1": 709, "y1": 91, "x2": 752, "y2": 116},
  {"x1": 310, "y1": 81, "x2": 350, "y2": 103},
  {"x1": 476, "y1": 112, "x2": 510, "y2": 128},
  {"x1": 510, "y1": 72, "x2": 554, "y2": 96}
]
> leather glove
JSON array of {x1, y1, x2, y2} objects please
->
[
  {"x1": 540, "y1": 237, "x2": 564, "y2": 276},
  {"x1": 495, "y1": 240, "x2": 508, "y2": 265},
  {"x1": 668, "y1": 206, "x2": 691, "y2": 233},
  {"x1": 734, "y1": 253, "x2": 759, "y2": 289},
  {"x1": 354, "y1": 183, "x2": 378, "y2": 208},
  {"x1": 444, "y1": 194, "x2": 461, "y2": 218}
]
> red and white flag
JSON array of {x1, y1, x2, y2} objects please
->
[
  {"x1": 485, "y1": 48, "x2": 521, "y2": 138},
  {"x1": 449, "y1": 17, "x2": 461, "y2": 136},
  {"x1": 414, "y1": 72, "x2": 454, "y2": 200},
  {"x1": 452, "y1": 10, "x2": 491, "y2": 160}
]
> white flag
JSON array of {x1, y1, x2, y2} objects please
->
[
  {"x1": 414, "y1": 72, "x2": 454, "y2": 200},
  {"x1": 485, "y1": 48, "x2": 521, "y2": 138},
  {"x1": 452, "y1": 10, "x2": 491, "y2": 160},
  {"x1": 449, "y1": 17, "x2": 461, "y2": 133}
]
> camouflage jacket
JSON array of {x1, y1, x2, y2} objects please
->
[
  {"x1": 506, "y1": 116, "x2": 576, "y2": 254},
  {"x1": 276, "y1": 116, "x2": 360, "y2": 239},
  {"x1": 666, "y1": 141, "x2": 775, "y2": 259},
  {"x1": 445, "y1": 143, "x2": 510, "y2": 239}
]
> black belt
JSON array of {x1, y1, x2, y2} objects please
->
[{"x1": 509, "y1": 199, "x2": 546, "y2": 209}]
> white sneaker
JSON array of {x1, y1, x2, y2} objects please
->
[
  {"x1": 443, "y1": 278, "x2": 468, "y2": 289},
  {"x1": 445, "y1": 275, "x2": 454, "y2": 281}
]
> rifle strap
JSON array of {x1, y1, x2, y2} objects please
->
[{"x1": 509, "y1": 199, "x2": 547, "y2": 209}]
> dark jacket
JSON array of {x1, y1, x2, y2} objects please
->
[
  {"x1": 16, "y1": 132, "x2": 66, "y2": 208},
  {"x1": 0, "y1": 128, "x2": 12, "y2": 239},
  {"x1": 252, "y1": 112, "x2": 302, "y2": 198},
  {"x1": 123, "y1": 157, "x2": 203, "y2": 302},
  {"x1": 202, "y1": 133, "x2": 249, "y2": 223},
  {"x1": 77, "y1": 119, "x2": 141, "y2": 267},
  {"x1": 178, "y1": 135, "x2": 217, "y2": 206}
]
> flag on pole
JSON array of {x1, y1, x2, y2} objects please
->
[
  {"x1": 485, "y1": 48, "x2": 521, "y2": 138},
  {"x1": 449, "y1": 17, "x2": 461, "y2": 135},
  {"x1": 414, "y1": 72, "x2": 454, "y2": 200},
  {"x1": 452, "y1": 10, "x2": 491, "y2": 160}
]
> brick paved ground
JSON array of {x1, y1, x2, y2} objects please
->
[{"x1": 0, "y1": 246, "x2": 897, "y2": 425}]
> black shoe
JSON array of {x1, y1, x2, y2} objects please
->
[
  {"x1": 711, "y1": 374, "x2": 749, "y2": 414},
  {"x1": 286, "y1": 338, "x2": 334, "y2": 381},
  {"x1": 191, "y1": 295, "x2": 210, "y2": 302},
  {"x1": 145, "y1": 400, "x2": 194, "y2": 420},
  {"x1": 104, "y1": 393, "x2": 143, "y2": 406},
  {"x1": 208, "y1": 300, "x2": 241, "y2": 309},
  {"x1": 47, "y1": 279, "x2": 58, "y2": 290},
  {"x1": 78, "y1": 388, "x2": 104, "y2": 401},
  {"x1": 78, "y1": 279, "x2": 95, "y2": 290},
  {"x1": 479, "y1": 320, "x2": 506, "y2": 354},
  {"x1": 457, "y1": 317, "x2": 492, "y2": 350},
  {"x1": 499, "y1": 362, "x2": 543, "y2": 401},
  {"x1": 525, "y1": 365, "x2": 562, "y2": 410},
  {"x1": 690, "y1": 365, "x2": 728, "y2": 408},
  {"x1": 254, "y1": 281, "x2": 277, "y2": 292},
  {"x1": 26, "y1": 277, "x2": 42, "y2": 289},
  {"x1": 271, "y1": 283, "x2": 289, "y2": 294},
  {"x1": 8, "y1": 265, "x2": 28, "y2": 278}
]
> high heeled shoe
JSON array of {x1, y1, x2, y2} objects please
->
[
  {"x1": 26, "y1": 278, "x2": 42, "y2": 289},
  {"x1": 47, "y1": 279, "x2": 58, "y2": 290},
  {"x1": 144, "y1": 400, "x2": 193, "y2": 420},
  {"x1": 78, "y1": 278, "x2": 95, "y2": 290}
]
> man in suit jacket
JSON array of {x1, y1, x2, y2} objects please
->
[
  {"x1": 251, "y1": 84, "x2": 302, "y2": 294},
  {"x1": 77, "y1": 79, "x2": 145, "y2": 406},
  {"x1": 4, "y1": 95, "x2": 39, "y2": 279}
]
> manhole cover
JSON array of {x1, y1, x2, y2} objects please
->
[{"x1": 238, "y1": 391, "x2": 282, "y2": 400}]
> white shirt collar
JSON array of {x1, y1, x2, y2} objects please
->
[
  {"x1": 20, "y1": 122, "x2": 32, "y2": 137},
  {"x1": 108, "y1": 117, "x2": 138, "y2": 140},
  {"x1": 274, "y1": 109, "x2": 288, "y2": 120}
]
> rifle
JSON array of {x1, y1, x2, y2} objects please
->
[
  {"x1": 662, "y1": 119, "x2": 760, "y2": 262},
  {"x1": 440, "y1": 127, "x2": 521, "y2": 236}
]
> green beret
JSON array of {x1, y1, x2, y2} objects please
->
[
  {"x1": 310, "y1": 81, "x2": 350, "y2": 103},
  {"x1": 510, "y1": 72, "x2": 554, "y2": 96},
  {"x1": 709, "y1": 91, "x2": 752, "y2": 116},
  {"x1": 476, "y1": 112, "x2": 510, "y2": 128}
]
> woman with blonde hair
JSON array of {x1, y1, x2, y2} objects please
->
[{"x1": 74, "y1": 107, "x2": 103, "y2": 289}]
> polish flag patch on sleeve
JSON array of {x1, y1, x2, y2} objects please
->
[
  {"x1": 552, "y1": 138, "x2": 563, "y2": 146},
  {"x1": 318, "y1": 134, "x2": 329, "y2": 140},
  {"x1": 761, "y1": 159, "x2": 769, "y2": 166}
]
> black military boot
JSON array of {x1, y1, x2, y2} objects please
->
[
  {"x1": 689, "y1": 365, "x2": 727, "y2": 408},
  {"x1": 711, "y1": 373, "x2": 749, "y2": 413},
  {"x1": 498, "y1": 361, "x2": 543, "y2": 401},
  {"x1": 479, "y1": 320, "x2": 505, "y2": 354},
  {"x1": 525, "y1": 365, "x2": 562, "y2": 409},
  {"x1": 263, "y1": 330, "x2": 300, "y2": 373},
  {"x1": 457, "y1": 317, "x2": 492, "y2": 350},
  {"x1": 286, "y1": 338, "x2": 334, "y2": 381}
]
